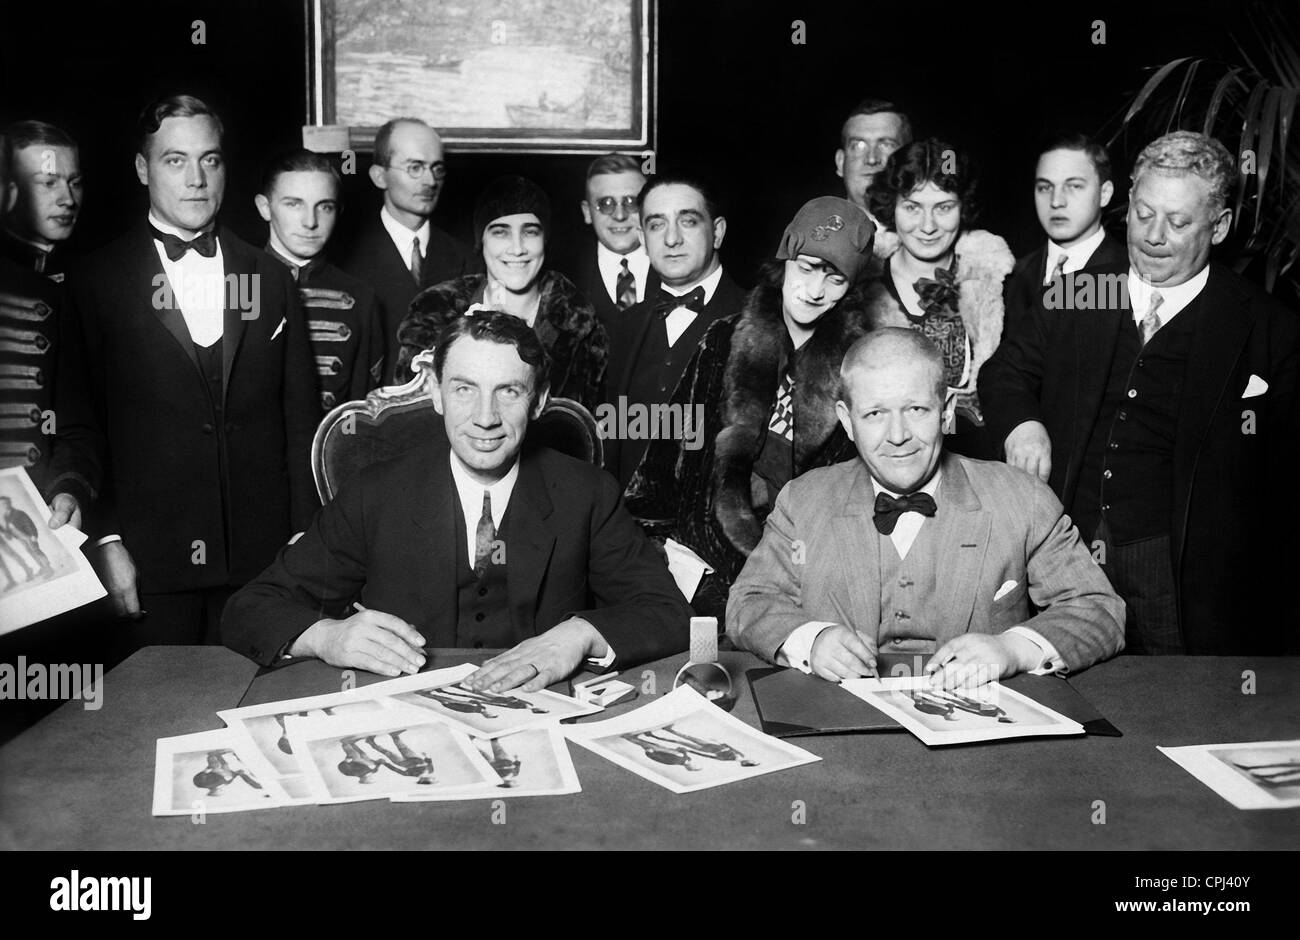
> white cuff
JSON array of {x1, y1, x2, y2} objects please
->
[
  {"x1": 94, "y1": 534, "x2": 123, "y2": 547},
  {"x1": 776, "y1": 621, "x2": 838, "y2": 674},
  {"x1": 588, "y1": 644, "x2": 616, "y2": 669},
  {"x1": 1007, "y1": 625, "x2": 1067, "y2": 676}
]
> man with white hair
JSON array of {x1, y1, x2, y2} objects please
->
[{"x1": 980, "y1": 131, "x2": 1300, "y2": 655}]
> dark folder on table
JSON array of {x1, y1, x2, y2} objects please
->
[{"x1": 746, "y1": 666, "x2": 1121, "y2": 738}]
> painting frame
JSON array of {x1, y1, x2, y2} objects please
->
[{"x1": 305, "y1": 0, "x2": 657, "y2": 154}]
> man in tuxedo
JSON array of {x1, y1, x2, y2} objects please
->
[
  {"x1": 833, "y1": 99, "x2": 911, "y2": 228},
  {"x1": 729, "y1": 328, "x2": 1124, "y2": 683},
  {"x1": 601, "y1": 174, "x2": 746, "y2": 486},
  {"x1": 255, "y1": 148, "x2": 383, "y2": 414},
  {"x1": 1, "y1": 120, "x2": 82, "y2": 282},
  {"x1": 1003, "y1": 134, "x2": 1126, "y2": 336},
  {"x1": 339, "y1": 118, "x2": 470, "y2": 380},
  {"x1": 573, "y1": 152, "x2": 658, "y2": 325},
  {"x1": 979, "y1": 131, "x2": 1300, "y2": 655},
  {"x1": 222, "y1": 311, "x2": 691, "y2": 692},
  {"x1": 54, "y1": 94, "x2": 319, "y2": 650}
]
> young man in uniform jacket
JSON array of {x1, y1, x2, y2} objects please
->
[
  {"x1": 602, "y1": 174, "x2": 745, "y2": 487},
  {"x1": 338, "y1": 118, "x2": 470, "y2": 380},
  {"x1": 0, "y1": 120, "x2": 83, "y2": 284},
  {"x1": 222, "y1": 312, "x2": 691, "y2": 691},
  {"x1": 1003, "y1": 134, "x2": 1126, "y2": 338},
  {"x1": 256, "y1": 148, "x2": 383, "y2": 413},
  {"x1": 53, "y1": 95, "x2": 319, "y2": 650},
  {"x1": 979, "y1": 131, "x2": 1300, "y2": 656}
]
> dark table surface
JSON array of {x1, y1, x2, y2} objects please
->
[{"x1": 1, "y1": 649, "x2": 1297, "y2": 850}]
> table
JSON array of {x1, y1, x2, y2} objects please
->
[{"x1": 1, "y1": 649, "x2": 1296, "y2": 849}]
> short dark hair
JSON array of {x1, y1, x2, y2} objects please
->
[
  {"x1": 2, "y1": 121, "x2": 78, "y2": 170},
  {"x1": 636, "y1": 173, "x2": 723, "y2": 224},
  {"x1": 840, "y1": 99, "x2": 913, "y2": 148},
  {"x1": 1036, "y1": 132, "x2": 1112, "y2": 185},
  {"x1": 867, "y1": 138, "x2": 980, "y2": 231},
  {"x1": 585, "y1": 152, "x2": 643, "y2": 183},
  {"x1": 373, "y1": 117, "x2": 431, "y2": 168},
  {"x1": 432, "y1": 310, "x2": 551, "y2": 402},
  {"x1": 260, "y1": 148, "x2": 341, "y2": 197},
  {"x1": 136, "y1": 95, "x2": 223, "y2": 156}
]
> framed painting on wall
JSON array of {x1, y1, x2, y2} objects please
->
[{"x1": 305, "y1": 0, "x2": 656, "y2": 154}]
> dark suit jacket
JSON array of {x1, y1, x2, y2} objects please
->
[
  {"x1": 338, "y1": 212, "x2": 470, "y2": 380},
  {"x1": 1003, "y1": 233, "x2": 1126, "y2": 339},
  {"x1": 573, "y1": 241, "x2": 661, "y2": 326},
  {"x1": 978, "y1": 260, "x2": 1300, "y2": 653},
  {"x1": 603, "y1": 269, "x2": 746, "y2": 485},
  {"x1": 56, "y1": 221, "x2": 319, "y2": 592},
  {"x1": 222, "y1": 441, "x2": 692, "y2": 668}
]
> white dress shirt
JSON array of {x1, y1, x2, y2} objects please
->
[
  {"x1": 446, "y1": 449, "x2": 615, "y2": 667},
  {"x1": 660, "y1": 264, "x2": 724, "y2": 347},
  {"x1": 149, "y1": 212, "x2": 225, "y2": 348},
  {"x1": 1041, "y1": 227, "x2": 1107, "y2": 284},
  {"x1": 776, "y1": 469, "x2": 1064, "y2": 676},
  {"x1": 1126, "y1": 265, "x2": 1210, "y2": 329},
  {"x1": 596, "y1": 241, "x2": 650, "y2": 306},
  {"x1": 380, "y1": 205, "x2": 431, "y2": 267}
]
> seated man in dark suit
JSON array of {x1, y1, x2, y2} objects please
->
[
  {"x1": 222, "y1": 311, "x2": 691, "y2": 693},
  {"x1": 338, "y1": 118, "x2": 470, "y2": 379},
  {"x1": 573, "y1": 152, "x2": 658, "y2": 324},
  {"x1": 601, "y1": 173, "x2": 746, "y2": 486},
  {"x1": 729, "y1": 328, "x2": 1124, "y2": 684},
  {"x1": 255, "y1": 148, "x2": 384, "y2": 414},
  {"x1": 980, "y1": 131, "x2": 1300, "y2": 655},
  {"x1": 1002, "y1": 133, "x2": 1126, "y2": 337}
]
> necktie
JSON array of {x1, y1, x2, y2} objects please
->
[
  {"x1": 654, "y1": 285, "x2": 706, "y2": 317},
  {"x1": 474, "y1": 491, "x2": 496, "y2": 576},
  {"x1": 873, "y1": 491, "x2": 937, "y2": 535},
  {"x1": 1139, "y1": 291, "x2": 1164, "y2": 346},
  {"x1": 1047, "y1": 252, "x2": 1068, "y2": 284},
  {"x1": 409, "y1": 236, "x2": 423, "y2": 286},
  {"x1": 616, "y1": 257, "x2": 637, "y2": 311},
  {"x1": 150, "y1": 225, "x2": 217, "y2": 262}
]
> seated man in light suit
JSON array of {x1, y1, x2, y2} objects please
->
[
  {"x1": 728, "y1": 328, "x2": 1124, "y2": 685},
  {"x1": 222, "y1": 311, "x2": 691, "y2": 692}
]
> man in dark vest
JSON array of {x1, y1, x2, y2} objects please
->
[
  {"x1": 52, "y1": 94, "x2": 319, "y2": 651},
  {"x1": 601, "y1": 174, "x2": 745, "y2": 487},
  {"x1": 222, "y1": 311, "x2": 691, "y2": 692},
  {"x1": 338, "y1": 118, "x2": 470, "y2": 380},
  {"x1": 980, "y1": 131, "x2": 1300, "y2": 655},
  {"x1": 255, "y1": 148, "x2": 383, "y2": 413}
]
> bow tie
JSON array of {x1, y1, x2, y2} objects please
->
[
  {"x1": 654, "y1": 285, "x2": 706, "y2": 317},
  {"x1": 151, "y1": 225, "x2": 217, "y2": 261},
  {"x1": 873, "y1": 491, "x2": 937, "y2": 535}
]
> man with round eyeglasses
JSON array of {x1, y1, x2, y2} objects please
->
[{"x1": 575, "y1": 152, "x2": 659, "y2": 326}]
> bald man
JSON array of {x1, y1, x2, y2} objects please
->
[
  {"x1": 339, "y1": 117, "x2": 470, "y2": 380},
  {"x1": 728, "y1": 328, "x2": 1124, "y2": 685}
]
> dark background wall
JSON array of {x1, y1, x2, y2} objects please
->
[{"x1": 1, "y1": 0, "x2": 1245, "y2": 284}]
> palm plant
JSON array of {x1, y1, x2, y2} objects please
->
[{"x1": 1107, "y1": 3, "x2": 1300, "y2": 294}]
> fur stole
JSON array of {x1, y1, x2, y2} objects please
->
[
  {"x1": 712, "y1": 279, "x2": 871, "y2": 554},
  {"x1": 863, "y1": 229, "x2": 1014, "y2": 392}
]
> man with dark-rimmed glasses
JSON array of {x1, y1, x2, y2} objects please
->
[{"x1": 340, "y1": 117, "x2": 470, "y2": 380}]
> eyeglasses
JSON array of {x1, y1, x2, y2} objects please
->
[
  {"x1": 592, "y1": 195, "x2": 638, "y2": 216},
  {"x1": 385, "y1": 160, "x2": 447, "y2": 181},
  {"x1": 845, "y1": 137, "x2": 899, "y2": 158}
]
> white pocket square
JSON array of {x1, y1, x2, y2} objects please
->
[
  {"x1": 1243, "y1": 374, "x2": 1268, "y2": 398},
  {"x1": 271, "y1": 317, "x2": 286, "y2": 340},
  {"x1": 993, "y1": 579, "x2": 1019, "y2": 602}
]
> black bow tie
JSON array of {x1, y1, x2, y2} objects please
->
[
  {"x1": 873, "y1": 491, "x2": 937, "y2": 535},
  {"x1": 654, "y1": 286, "x2": 706, "y2": 317},
  {"x1": 151, "y1": 225, "x2": 217, "y2": 261}
]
